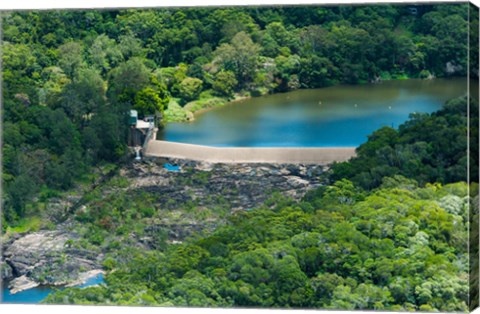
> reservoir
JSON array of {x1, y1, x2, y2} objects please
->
[{"x1": 159, "y1": 78, "x2": 468, "y2": 147}]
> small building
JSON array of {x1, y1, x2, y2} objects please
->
[
  {"x1": 128, "y1": 110, "x2": 156, "y2": 147},
  {"x1": 144, "y1": 115, "x2": 155, "y2": 123},
  {"x1": 135, "y1": 119, "x2": 152, "y2": 129},
  {"x1": 129, "y1": 110, "x2": 138, "y2": 126}
]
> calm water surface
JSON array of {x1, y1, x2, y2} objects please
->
[
  {"x1": 1, "y1": 274, "x2": 104, "y2": 304},
  {"x1": 160, "y1": 78, "x2": 468, "y2": 147}
]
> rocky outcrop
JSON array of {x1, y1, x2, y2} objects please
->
[
  {"x1": 117, "y1": 159, "x2": 328, "y2": 245},
  {"x1": 2, "y1": 158, "x2": 327, "y2": 294},
  {"x1": 446, "y1": 61, "x2": 463, "y2": 75},
  {"x1": 65, "y1": 269, "x2": 104, "y2": 287},
  {"x1": 128, "y1": 158, "x2": 325, "y2": 213},
  {"x1": 1, "y1": 260, "x2": 13, "y2": 281},
  {"x1": 8, "y1": 275, "x2": 39, "y2": 294},
  {"x1": 3, "y1": 230, "x2": 103, "y2": 294}
]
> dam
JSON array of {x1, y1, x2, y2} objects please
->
[
  {"x1": 144, "y1": 139, "x2": 356, "y2": 165},
  {"x1": 142, "y1": 79, "x2": 468, "y2": 165}
]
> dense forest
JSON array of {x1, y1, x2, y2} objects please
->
[
  {"x1": 1, "y1": 4, "x2": 473, "y2": 228},
  {"x1": 44, "y1": 177, "x2": 473, "y2": 311},
  {"x1": 331, "y1": 96, "x2": 479, "y2": 190},
  {"x1": 1, "y1": 3, "x2": 479, "y2": 311},
  {"x1": 35, "y1": 94, "x2": 475, "y2": 311}
]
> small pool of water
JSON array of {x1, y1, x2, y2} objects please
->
[
  {"x1": 164, "y1": 163, "x2": 181, "y2": 172},
  {"x1": 1, "y1": 273, "x2": 105, "y2": 304}
]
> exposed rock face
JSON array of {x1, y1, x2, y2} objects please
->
[
  {"x1": 446, "y1": 61, "x2": 463, "y2": 75},
  {"x1": 4, "y1": 231, "x2": 70, "y2": 278},
  {"x1": 129, "y1": 158, "x2": 326, "y2": 212},
  {"x1": 1, "y1": 260, "x2": 13, "y2": 281},
  {"x1": 8, "y1": 275, "x2": 39, "y2": 294},
  {"x1": 65, "y1": 269, "x2": 104, "y2": 287},
  {"x1": 3, "y1": 230, "x2": 102, "y2": 294},
  {"x1": 2, "y1": 158, "x2": 327, "y2": 294},
  {"x1": 121, "y1": 159, "x2": 327, "y2": 245}
]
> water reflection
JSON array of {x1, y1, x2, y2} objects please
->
[{"x1": 160, "y1": 78, "x2": 467, "y2": 147}]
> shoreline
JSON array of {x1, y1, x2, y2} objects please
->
[
  {"x1": 2, "y1": 229, "x2": 105, "y2": 297},
  {"x1": 190, "y1": 95, "x2": 250, "y2": 119},
  {"x1": 5, "y1": 269, "x2": 105, "y2": 295},
  {"x1": 162, "y1": 76, "x2": 455, "y2": 124}
]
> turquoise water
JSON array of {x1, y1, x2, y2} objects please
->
[
  {"x1": 1, "y1": 273, "x2": 104, "y2": 304},
  {"x1": 164, "y1": 163, "x2": 181, "y2": 172},
  {"x1": 160, "y1": 78, "x2": 468, "y2": 147}
]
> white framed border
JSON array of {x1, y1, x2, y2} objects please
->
[{"x1": 1, "y1": 1, "x2": 479, "y2": 314}]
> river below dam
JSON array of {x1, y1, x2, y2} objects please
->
[
  {"x1": 1, "y1": 273, "x2": 104, "y2": 304},
  {"x1": 159, "y1": 78, "x2": 468, "y2": 147}
]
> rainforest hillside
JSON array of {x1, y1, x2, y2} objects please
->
[
  {"x1": 1, "y1": 4, "x2": 472, "y2": 228},
  {"x1": 32, "y1": 95, "x2": 476, "y2": 311},
  {"x1": 2, "y1": 5, "x2": 478, "y2": 310}
]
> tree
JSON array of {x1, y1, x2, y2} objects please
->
[
  {"x1": 264, "y1": 22, "x2": 296, "y2": 52},
  {"x1": 299, "y1": 55, "x2": 338, "y2": 88},
  {"x1": 4, "y1": 173, "x2": 39, "y2": 219},
  {"x1": 2, "y1": 42, "x2": 38, "y2": 79},
  {"x1": 2, "y1": 42, "x2": 40, "y2": 106},
  {"x1": 354, "y1": 283, "x2": 392, "y2": 310},
  {"x1": 155, "y1": 64, "x2": 188, "y2": 96},
  {"x1": 298, "y1": 25, "x2": 335, "y2": 56},
  {"x1": 212, "y1": 70, "x2": 238, "y2": 98},
  {"x1": 118, "y1": 33, "x2": 144, "y2": 60},
  {"x1": 56, "y1": 68, "x2": 106, "y2": 124},
  {"x1": 213, "y1": 31, "x2": 260, "y2": 88},
  {"x1": 134, "y1": 87, "x2": 169, "y2": 117},
  {"x1": 272, "y1": 255, "x2": 308, "y2": 305},
  {"x1": 38, "y1": 66, "x2": 70, "y2": 106},
  {"x1": 58, "y1": 41, "x2": 84, "y2": 80},
  {"x1": 107, "y1": 57, "x2": 150, "y2": 106},
  {"x1": 89, "y1": 34, "x2": 123, "y2": 74},
  {"x1": 48, "y1": 109, "x2": 81, "y2": 155},
  {"x1": 178, "y1": 77, "x2": 203, "y2": 103},
  {"x1": 167, "y1": 270, "x2": 225, "y2": 306},
  {"x1": 88, "y1": 107, "x2": 128, "y2": 162}
]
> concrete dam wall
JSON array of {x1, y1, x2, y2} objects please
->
[{"x1": 144, "y1": 140, "x2": 356, "y2": 165}]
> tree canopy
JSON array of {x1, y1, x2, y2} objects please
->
[{"x1": 1, "y1": 6, "x2": 476, "y2": 310}]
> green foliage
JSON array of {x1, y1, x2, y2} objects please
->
[
  {"x1": 163, "y1": 99, "x2": 194, "y2": 122},
  {"x1": 213, "y1": 31, "x2": 260, "y2": 88},
  {"x1": 58, "y1": 42, "x2": 84, "y2": 80},
  {"x1": 134, "y1": 87, "x2": 168, "y2": 117},
  {"x1": 46, "y1": 180, "x2": 469, "y2": 311},
  {"x1": 1, "y1": 7, "x2": 474, "y2": 311},
  {"x1": 7, "y1": 216, "x2": 43, "y2": 233},
  {"x1": 102, "y1": 257, "x2": 118, "y2": 271},
  {"x1": 107, "y1": 57, "x2": 150, "y2": 106},
  {"x1": 212, "y1": 71, "x2": 237, "y2": 98},
  {"x1": 331, "y1": 96, "x2": 478, "y2": 190},
  {"x1": 419, "y1": 69, "x2": 432, "y2": 79},
  {"x1": 89, "y1": 34, "x2": 123, "y2": 74},
  {"x1": 178, "y1": 77, "x2": 203, "y2": 104},
  {"x1": 184, "y1": 97, "x2": 226, "y2": 113}
]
